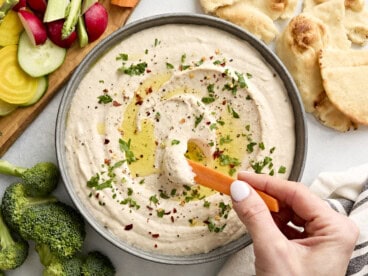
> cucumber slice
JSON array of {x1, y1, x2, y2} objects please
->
[
  {"x1": 0, "y1": 98, "x2": 17, "y2": 116},
  {"x1": 18, "y1": 31, "x2": 66, "y2": 77},
  {"x1": 20, "y1": 76, "x2": 48, "y2": 106},
  {"x1": 43, "y1": 0, "x2": 69, "y2": 22}
]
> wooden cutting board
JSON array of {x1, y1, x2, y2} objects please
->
[{"x1": 0, "y1": 0, "x2": 137, "y2": 157}]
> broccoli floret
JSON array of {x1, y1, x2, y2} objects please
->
[
  {"x1": 1, "y1": 183, "x2": 57, "y2": 231},
  {"x1": 36, "y1": 244, "x2": 82, "y2": 276},
  {"x1": 81, "y1": 251, "x2": 116, "y2": 276},
  {"x1": 19, "y1": 202, "x2": 85, "y2": 258},
  {"x1": 0, "y1": 160, "x2": 59, "y2": 197},
  {"x1": 0, "y1": 211, "x2": 29, "y2": 271}
]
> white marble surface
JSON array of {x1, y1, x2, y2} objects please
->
[{"x1": 2, "y1": 0, "x2": 368, "y2": 275}]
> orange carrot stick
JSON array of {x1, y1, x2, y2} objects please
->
[
  {"x1": 187, "y1": 159, "x2": 279, "y2": 212},
  {"x1": 111, "y1": 0, "x2": 139, "y2": 8}
]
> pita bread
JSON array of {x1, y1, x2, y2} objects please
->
[
  {"x1": 313, "y1": 92, "x2": 357, "y2": 131},
  {"x1": 319, "y1": 49, "x2": 368, "y2": 125},
  {"x1": 345, "y1": 8, "x2": 368, "y2": 45},
  {"x1": 276, "y1": 14, "x2": 328, "y2": 112},
  {"x1": 215, "y1": 2, "x2": 279, "y2": 43},
  {"x1": 199, "y1": 0, "x2": 298, "y2": 43},
  {"x1": 199, "y1": 0, "x2": 239, "y2": 14},
  {"x1": 304, "y1": 0, "x2": 368, "y2": 45}
]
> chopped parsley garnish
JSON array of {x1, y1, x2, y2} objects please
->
[
  {"x1": 251, "y1": 156, "x2": 273, "y2": 174},
  {"x1": 127, "y1": 187, "x2": 133, "y2": 196},
  {"x1": 227, "y1": 105, "x2": 240, "y2": 119},
  {"x1": 118, "y1": 62, "x2": 147, "y2": 76},
  {"x1": 259, "y1": 142, "x2": 265, "y2": 150},
  {"x1": 171, "y1": 139, "x2": 180, "y2": 145},
  {"x1": 170, "y1": 188, "x2": 177, "y2": 196},
  {"x1": 166, "y1": 62, "x2": 174, "y2": 69},
  {"x1": 278, "y1": 166, "x2": 286, "y2": 174},
  {"x1": 194, "y1": 114, "x2": 204, "y2": 128},
  {"x1": 120, "y1": 197, "x2": 140, "y2": 209},
  {"x1": 207, "y1": 219, "x2": 227, "y2": 233},
  {"x1": 149, "y1": 194, "x2": 159, "y2": 205},
  {"x1": 235, "y1": 71, "x2": 247, "y2": 88},
  {"x1": 219, "y1": 202, "x2": 231, "y2": 219},
  {"x1": 97, "y1": 94, "x2": 113, "y2": 104},
  {"x1": 207, "y1": 84, "x2": 215, "y2": 93},
  {"x1": 116, "y1": 53, "x2": 128, "y2": 61},
  {"x1": 154, "y1": 38, "x2": 160, "y2": 46},
  {"x1": 220, "y1": 135, "x2": 233, "y2": 145},
  {"x1": 119, "y1": 138, "x2": 137, "y2": 164},
  {"x1": 246, "y1": 142, "x2": 257, "y2": 153},
  {"x1": 156, "y1": 209, "x2": 165, "y2": 218},
  {"x1": 201, "y1": 97, "x2": 216, "y2": 104},
  {"x1": 181, "y1": 53, "x2": 186, "y2": 63},
  {"x1": 159, "y1": 190, "x2": 170, "y2": 199},
  {"x1": 203, "y1": 200, "x2": 211, "y2": 208}
]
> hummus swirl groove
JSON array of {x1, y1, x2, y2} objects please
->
[{"x1": 65, "y1": 24, "x2": 295, "y2": 256}]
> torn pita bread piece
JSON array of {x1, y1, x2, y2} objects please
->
[
  {"x1": 199, "y1": 0, "x2": 298, "y2": 43},
  {"x1": 276, "y1": 0, "x2": 350, "y2": 113},
  {"x1": 313, "y1": 92, "x2": 357, "y2": 132},
  {"x1": 199, "y1": 0, "x2": 239, "y2": 14},
  {"x1": 345, "y1": 8, "x2": 368, "y2": 45},
  {"x1": 276, "y1": 14, "x2": 328, "y2": 112},
  {"x1": 215, "y1": 1, "x2": 279, "y2": 43},
  {"x1": 304, "y1": 0, "x2": 368, "y2": 45},
  {"x1": 319, "y1": 48, "x2": 368, "y2": 126}
]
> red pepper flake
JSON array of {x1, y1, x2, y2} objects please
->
[
  {"x1": 113, "y1": 101, "x2": 122, "y2": 107},
  {"x1": 104, "y1": 159, "x2": 111, "y2": 165},
  {"x1": 171, "y1": 216, "x2": 174, "y2": 223},
  {"x1": 173, "y1": 208, "x2": 177, "y2": 213},
  {"x1": 206, "y1": 121, "x2": 211, "y2": 125},
  {"x1": 103, "y1": 88, "x2": 108, "y2": 93},
  {"x1": 154, "y1": 244, "x2": 158, "y2": 248},
  {"x1": 222, "y1": 100, "x2": 227, "y2": 105},
  {"x1": 125, "y1": 224, "x2": 133, "y2": 231},
  {"x1": 95, "y1": 193, "x2": 100, "y2": 199},
  {"x1": 146, "y1": 205, "x2": 153, "y2": 211},
  {"x1": 104, "y1": 139, "x2": 110, "y2": 145},
  {"x1": 135, "y1": 94, "x2": 143, "y2": 105},
  {"x1": 146, "y1": 87, "x2": 153, "y2": 94},
  {"x1": 213, "y1": 149, "x2": 224, "y2": 159},
  {"x1": 146, "y1": 69, "x2": 152, "y2": 73},
  {"x1": 165, "y1": 211, "x2": 171, "y2": 215},
  {"x1": 152, "y1": 233, "x2": 160, "y2": 238}
]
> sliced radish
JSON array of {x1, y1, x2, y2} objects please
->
[
  {"x1": 12, "y1": 0, "x2": 27, "y2": 11},
  {"x1": 18, "y1": 9, "x2": 47, "y2": 45},
  {"x1": 84, "y1": 3, "x2": 108, "y2": 42},
  {"x1": 27, "y1": 0, "x2": 47, "y2": 13},
  {"x1": 47, "y1": 19, "x2": 77, "y2": 48}
]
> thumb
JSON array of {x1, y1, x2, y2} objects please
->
[{"x1": 230, "y1": 180, "x2": 283, "y2": 244}]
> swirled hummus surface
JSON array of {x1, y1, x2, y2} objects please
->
[{"x1": 64, "y1": 24, "x2": 295, "y2": 256}]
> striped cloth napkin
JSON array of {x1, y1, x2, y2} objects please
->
[{"x1": 218, "y1": 163, "x2": 368, "y2": 276}]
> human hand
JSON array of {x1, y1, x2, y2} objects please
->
[{"x1": 230, "y1": 172, "x2": 359, "y2": 276}]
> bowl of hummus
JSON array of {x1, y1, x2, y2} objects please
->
[{"x1": 56, "y1": 14, "x2": 307, "y2": 264}]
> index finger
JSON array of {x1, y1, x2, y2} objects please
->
[{"x1": 237, "y1": 172, "x2": 331, "y2": 222}]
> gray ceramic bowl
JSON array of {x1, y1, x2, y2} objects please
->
[{"x1": 56, "y1": 13, "x2": 307, "y2": 265}]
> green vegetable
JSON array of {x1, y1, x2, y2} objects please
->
[
  {"x1": 62, "y1": 0, "x2": 82, "y2": 39},
  {"x1": 19, "y1": 202, "x2": 85, "y2": 259},
  {"x1": 81, "y1": 251, "x2": 116, "y2": 276},
  {"x1": 77, "y1": 16, "x2": 88, "y2": 48},
  {"x1": 1, "y1": 183, "x2": 57, "y2": 231},
  {"x1": 0, "y1": 0, "x2": 19, "y2": 22},
  {"x1": 18, "y1": 32, "x2": 66, "y2": 78},
  {"x1": 43, "y1": 0, "x2": 69, "y2": 22},
  {"x1": 0, "y1": 160, "x2": 59, "y2": 197},
  {"x1": 36, "y1": 243, "x2": 82, "y2": 276},
  {"x1": 0, "y1": 211, "x2": 28, "y2": 271}
]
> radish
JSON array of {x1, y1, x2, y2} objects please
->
[
  {"x1": 47, "y1": 19, "x2": 77, "y2": 48},
  {"x1": 12, "y1": 0, "x2": 26, "y2": 11},
  {"x1": 84, "y1": 2, "x2": 108, "y2": 42},
  {"x1": 18, "y1": 9, "x2": 47, "y2": 45},
  {"x1": 27, "y1": 0, "x2": 47, "y2": 13}
]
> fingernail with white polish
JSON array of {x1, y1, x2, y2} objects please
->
[{"x1": 230, "y1": 180, "x2": 250, "y2": 202}]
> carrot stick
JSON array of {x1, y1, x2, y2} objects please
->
[
  {"x1": 187, "y1": 159, "x2": 279, "y2": 212},
  {"x1": 111, "y1": 0, "x2": 139, "y2": 8}
]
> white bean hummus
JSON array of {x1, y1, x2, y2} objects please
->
[{"x1": 65, "y1": 24, "x2": 295, "y2": 256}]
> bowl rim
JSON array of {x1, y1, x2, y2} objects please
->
[{"x1": 55, "y1": 13, "x2": 307, "y2": 265}]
